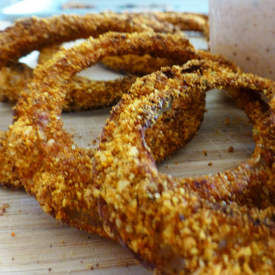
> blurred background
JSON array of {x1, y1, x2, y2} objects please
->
[{"x1": 0, "y1": 0, "x2": 208, "y2": 20}]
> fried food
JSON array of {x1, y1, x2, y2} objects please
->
[
  {"x1": 0, "y1": 62, "x2": 33, "y2": 102},
  {"x1": 0, "y1": 12, "x2": 208, "y2": 103},
  {"x1": 0, "y1": 12, "x2": 179, "y2": 66},
  {"x1": 102, "y1": 12, "x2": 209, "y2": 75},
  {"x1": 102, "y1": 54, "x2": 175, "y2": 75},
  {"x1": 0, "y1": 11, "x2": 176, "y2": 109},
  {"x1": 0, "y1": 60, "x2": 136, "y2": 111},
  {"x1": 0, "y1": 32, "x2": 201, "y2": 239},
  {"x1": 1, "y1": 13, "x2": 273, "y2": 273},
  {"x1": 93, "y1": 60, "x2": 275, "y2": 274}
]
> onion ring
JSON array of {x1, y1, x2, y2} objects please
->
[
  {"x1": 0, "y1": 11, "x2": 188, "y2": 188},
  {"x1": 0, "y1": 12, "x2": 179, "y2": 66},
  {"x1": 0, "y1": 12, "x2": 209, "y2": 104},
  {"x1": 93, "y1": 60, "x2": 274, "y2": 273},
  {"x1": 0, "y1": 61, "x2": 136, "y2": 111},
  {"x1": 101, "y1": 12, "x2": 209, "y2": 75},
  {"x1": 4, "y1": 30, "x2": 273, "y2": 272},
  {"x1": 0, "y1": 32, "x2": 201, "y2": 238},
  {"x1": 0, "y1": 11, "x2": 174, "y2": 109}
]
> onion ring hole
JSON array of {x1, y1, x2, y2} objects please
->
[{"x1": 157, "y1": 89, "x2": 255, "y2": 177}]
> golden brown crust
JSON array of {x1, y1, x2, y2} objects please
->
[
  {"x1": 93, "y1": 60, "x2": 274, "y2": 274},
  {"x1": 0, "y1": 12, "x2": 178, "y2": 66},
  {"x1": 0, "y1": 32, "x2": 198, "y2": 240},
  {"x1": 101, "y1": 12, "x2": 209, "y2": 75},
  {"x1": 0, "y1": 18, "x2": 273, "y2": 273}
]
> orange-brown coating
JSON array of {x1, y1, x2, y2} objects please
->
[
  {"x1": 93, "y1": 60, "x2": 274, "y2": 273},
  {"x1": 0, "y1": 60, "x2": 136, "y2": 111},
  {"x1": 0, "y1": 12, "x2": 208, "y2": 111},
  {"x1": 1, "y1": 27, "x2": 273, "y2": 273},
  {"x1": 5, "y1": 31, "x2": 274, "y2": 273},
  {"x1": 38, "y1": 44, "x2": 137, "y2": 111},
  {"x1": 0, "y1": 12, "x2": 194, "y2": 185},
  {"x1": 102, "y1": 54, "x2": 176, "y2": 75},
  {"x1": 0, "y1": 12, "x2": 208, "y2": 104},
  {"x1": 0, "y1": 32, "x2": 201, "y2": 239},
  {"x1": 0, "y1": 11, "x2": 175, "y2": 110},
  {"x1": 0, "y1": 62, "x2": 33, "y2": 102},
  {"x1": 0, "y1": 12, "x2": 179, "y2": 66},
  {"x1": 152, "y1": 12, "x2": 209, "y2": 38},
  {"x1": 102, "y1": 12, "x2": 209, "y2": 74}
]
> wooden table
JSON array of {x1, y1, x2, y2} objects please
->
[{"x1": 0, "y1": 28, "x2": 254, "y2": 275}]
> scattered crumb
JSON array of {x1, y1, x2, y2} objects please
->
[
  {"x1": 208, "y1": 162, "x2": 213, "y2": 166},
  {"x1": 92, "y1": 139, "x2": 97, "y2": 145},
  {"x1": 80, "y1": 260, "x2": 83, "y2": 264},
  {"x1": 224, "y1": 117, "x2": 230, "y2": 126},
  {"x1": 228, "y1": 146, "x2": 234, "y2": 153},
  {"x1": 11, "y1": 257, "x2": 15, "y2": 261},
  {"x1": 49, "y1": 244, "x2": 53, "y2": 248},
  {"x1": 0, "y1": 203, "x2": 10, "y2": 216},
  {"x1": 11, "y1": 232, "x2": 16, "y2": 237},
  {"x1": 48, "y1": 267, "x2": 52, "y2": 272},
  {"x1": 90, "y1": 265, "x2": 94, "y2": 270},
  {"x1": 96, "y1": 263, "x2": 99, "y2": 268},
  {"x1": 202, "y1": 150, "x2": 207, "y2": 156}
]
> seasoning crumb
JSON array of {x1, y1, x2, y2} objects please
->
[
  {"x1": 11, "y1": 257, "x2": 15, "y2": 261},
  {"x1": 228, "y1": 146, "x2": 234, "y2": 153},
  {"x1": 49, "y1": 244, "x2": 53, "y2": 248},
  {"x1": 96, "y1": 263, "x2": 99, "y2": 267},
  {"x1": 208, "y1": 162, "x2": 213, "y2": 166},
  {"x1": 48, "y1": 267, "x2": 52, "y2": 272},
  {"x1": 90, "y1": 265, "x2": 94, "y2": 270},
  {"x1": 224, "y1": 117, "x2": 230, "y2": 126},
  {"x1": 202, "y1": 150, "x2": 207, "y2": 156},
  {"x1": 0, "y1": 203, "x2": 10, "y2": 216},
  {"x1": 92, "y1": 139, "x2": 97, "y2": 145},
  {"x1": 11, "y1": 232, "x2": 15, "y2": 237}
]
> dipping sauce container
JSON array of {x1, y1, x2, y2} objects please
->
[{"x1": 209, "y1": 0, "x2": 275, "y2": 80}]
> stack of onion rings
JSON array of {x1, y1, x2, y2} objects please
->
[
  {"x1": 0, "y1": 12, "x2": 199, "y2": 189},
  {"x1": 0, "y1": 12, "x2": 209, "y2": 105},
  {"x1": 0, "y1": 12, "x2": 274, "y2": 274},
  {"x1": 0, "y1": 32, "x2": 202, "y2": 239},
  {"x1": 93, "y1": 60, "x2": 274, "y2": 273}
]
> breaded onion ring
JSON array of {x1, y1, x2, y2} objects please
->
[
  {"x1": 93, "y1": 60, "x2": 274, "y2": 273},
  {"x1": 0, "y1": 61, "x2": 136, "y2": 111},
  {"x1": 8, "y1": 30, "x2": 273, "y2": 273},
  {"x1": 0, "y1": 32, "x2": 201, "y2": 238},
  {"x1": 0, "y1": 11, "x2": 175, "y2": 110},
  {"x1": 0, "y1": 12, "x2": 208, "y2": 104},
  {"x1": 0, "y1": 12, "x2": 179, "y2": 66},
  {"x1": 101, "y1": 12, "x2": 209, "y2": 75}
]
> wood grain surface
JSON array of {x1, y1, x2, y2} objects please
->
[{"x1": 0, "y1": 37, "x2": 254, "y2": 274}]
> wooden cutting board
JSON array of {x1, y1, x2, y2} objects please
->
[{"x1": 0, "y1": 36, "x2": 254, "y2": 274}]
